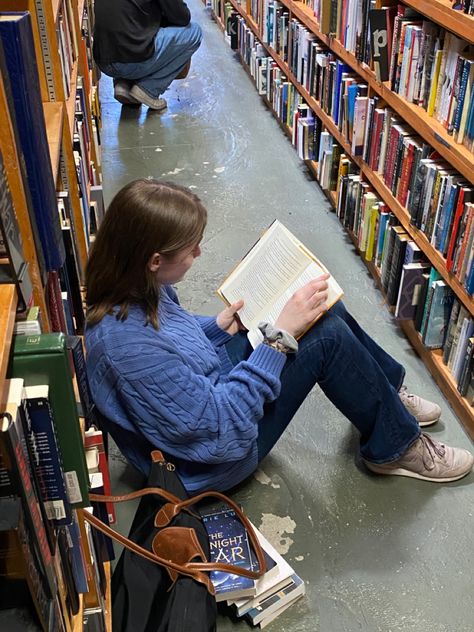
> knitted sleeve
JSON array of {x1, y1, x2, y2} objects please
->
[
  {"x1": 115, "y1": 342, "x2": 286, "y2": 464},
  {"x1": 193, "y1": 315, "x2": 233, "y2": 347}
]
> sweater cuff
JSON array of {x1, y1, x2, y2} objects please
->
[
  {"x1": 249, "y1": 341, "x2": 287, "y2": 375},
  {"x1": 200, "y1": 317, "x2": 234, "y2": 346}
]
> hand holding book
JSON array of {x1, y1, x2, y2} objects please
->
[
  {"x1": 217, "y1": 220, "x2": 344, "y2": 346},
  {"x1": 273, "y1": 273, "x2": 330, "y2": 338}
]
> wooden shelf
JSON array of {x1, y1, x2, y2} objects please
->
[
  {"x1": 104, "y1": 562, "x2": 112, "y2": 632},
  {"x1": 224, "y1": 0, "x2": 474, "y2": 436},
  {"x1": 71, "y1": 595, "x2": 84, "y2": 632},
  {"x1": 52, "y1": 0, "x2": 61, "y2": 22},
  {"x1": 401, "y1": 0, "x2": 474, "y2": 43},
  {"x1": 43, "y1": 101, "x2": 64, "y2": 180},
  {"x1": 401, "y1": 320, "x2": 474, "y2": 439},
  {"x1": 0, "y1": 285, "x2": 17, "y2": 404},
  {"x1": 283, "y1": 0, "x2": 474, "y2": 183},
  {"x1": 234, "y1": 15, "x2": 474, "y2": 314}
]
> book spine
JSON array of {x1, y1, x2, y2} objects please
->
[
  {"x1": 25, "y1": 393, "x2": 72, "y2": 526},
  {"x1": 0, "y1": 412, "x2": 57, "y2": 599}
]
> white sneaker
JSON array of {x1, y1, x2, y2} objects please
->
[
  {"x1": 130, "y1": 85, "x2": 167, "y2": 111},
  {"x1": 399, "y1": 385, "x2": 441, "y2": 427},
  {"x1": 364, "y1": 433, "x2": 474, "y2": 483},
  {"x1": 113, "y1": 80, "x2": 141, "y2": 106}
]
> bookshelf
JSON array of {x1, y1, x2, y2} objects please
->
[
  {"x1": 0, "y1": 0, "x2": 108, "y2": 630},
  {"x1": 0, "y1": 285, "x2": 17, "y2": 405},
  {"x1": 209, "y1": 0, "x2": 474, "y2": 437}
]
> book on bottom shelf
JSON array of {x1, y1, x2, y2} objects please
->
[
  {"x1": 84, "y1": 427, "x2": 116, "y2": 524},
  {"x1": 394, "y1": 262, "x2": 431, "y2": 320},
  {"x1": 23, "y1": 384, "x2": 72, "y2": 527},
  {"x1": 421, "y1": 280, "x2": 455, "y2": 349},
  {"x1": 10, "y1": 333, "x2": 89, "y2": 507},
  {"x1": 0, "y1": 496, "x2": 64, "y2": 632},
  {"x1": 0, "y1": 383, "x2": 57, "y2": 600}
]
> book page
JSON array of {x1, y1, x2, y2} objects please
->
[
  {"x1": 246, "y1": 261, "x2": 344, "y2": 348},
  {"x1": 219, "y1": 223, "x2": 310, "y2": 329}
]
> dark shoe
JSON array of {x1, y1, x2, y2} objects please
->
[
  {"x1": 129, "y1": 85, "x2": 167, "y2": 111},
  {"x1": 175, "y1": 60, "x2": 191, "y2": 80},
  {"x1": 364, "y1": 433, "x2": 474, "y2": 482},
  {"x1": 399, "y1": 385, "x2": 441, "y2": 427},
  {"x1": 113, "y1": 80, "x2": 141, "y2": 106}
]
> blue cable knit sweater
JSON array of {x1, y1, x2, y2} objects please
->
[{"x1": 85, "y1": 285, "x2": 287, "y2": 492}]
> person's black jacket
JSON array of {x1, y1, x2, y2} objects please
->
[{"x1": 93, "y1": 0, "x2": 191, "y2": 65}]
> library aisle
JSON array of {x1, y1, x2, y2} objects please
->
[{"x1": 100, "y1": 1, "x2": 474, "y2": 630}]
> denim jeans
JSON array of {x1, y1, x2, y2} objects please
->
[
  {"x1": 225, "y1": 301, "x2": 421, "y2": 464},
  {"x1": 99, "y1": 23, "x2": 203, "y2": 98}
]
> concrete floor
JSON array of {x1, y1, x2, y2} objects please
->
[{"x1": 101, "y1": 2, "x2": 474, "y2": 630}]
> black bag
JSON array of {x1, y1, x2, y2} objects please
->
[{"x1": 84, "y1": 450, "x2": 266, "y2": 632}]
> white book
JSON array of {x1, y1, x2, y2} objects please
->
[
  {"x1": 258, "y1": 592, "x2": 305, "y2": 628},
  {"x1": 217, "y1": 220, "x2": 344, "y2": 348},
  {"x1": 245, "y1": 573, "x2": 306, "y2": 625},
  {"x1": 230, "y1": 524, "x2": 295, "y2": 616}
]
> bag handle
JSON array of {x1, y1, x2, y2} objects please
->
[{"x1": 84, "y1": 451, "x2": 267, "y2": 593}]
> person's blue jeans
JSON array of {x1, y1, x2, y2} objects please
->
[
  {"x1": 99, "y1": 23, "x2": 203, "y2": 98},
  {"x1": 225, "y1": 301, "x2": 421, "y2": 465}
]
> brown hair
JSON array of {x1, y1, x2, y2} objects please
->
[{"x1": 85, "y1": 179, "x2": 207, "y2": 328}]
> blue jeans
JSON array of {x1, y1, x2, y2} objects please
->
[
  {"x1": 99, "y1": 23, "x2": 203, "y2": 98},
  {"x1": 225, "y1": 301, "x2": 420, "y2": 464}
]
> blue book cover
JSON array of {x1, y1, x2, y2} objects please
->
[
  {"x1": 201, "y1": 506, "x2": 258, "y2": 602},
  {"x1": 422, "y1": 281, "x2": 455, "y2": 349},
  {"x1": 61, "y1": 516, "x2": 89, "y2": 594},
  {"x1": 24, "y1": 384, "x2": 72, "y2": 527},
  {"x1": 436, "y1": 182, "x2": 460, "y2": 254},
  {"x1": 0, "y1": 12, "x2": 65, "y2": 270},
  {"x1": 333, "y1": 62, "x2": 351, "y2": 125}
]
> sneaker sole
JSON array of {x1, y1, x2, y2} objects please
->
[
  {"x1": 418, "y1": 415, "x2": 440, "y2": 428},
  {"x1": 365, "y1": 461, "x2": 472, "y2": 483},
  {"x1": 114, "y1": 94, "x2": 141, "y2": 106},
  {"x1": 129, "y1": 88, "x2": 167, "y2": 111}
]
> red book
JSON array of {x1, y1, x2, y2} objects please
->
[
  {"x1": 397, "y1": 140, "x2": 415, "y2": 206},
  {"x1": 446, "y1": 187, "x2": 474, "y2": 270},
  {"x1": 46, "y1": 270, "x2": 68, "y2": 333},
  {"x1": 84, "y1": 427, "x2": 116, "y2": 524}
]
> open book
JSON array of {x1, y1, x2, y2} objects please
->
[{"x1": 217, "y1": 220, "x2": 344, "y2": 347}]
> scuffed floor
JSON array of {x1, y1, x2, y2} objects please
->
[{"x1": 101, "y1": 1, "x2": 474, "y2": 630}]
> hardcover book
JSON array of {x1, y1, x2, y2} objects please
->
[
  {"x1": 23, "y1": 384, "x2": 72, "y2": 526},
  {"x1": 0, "y1": 13, "x2": 65, "y2": 271},
  {"x1": 217, "y1": 220, "x2": 344, "y2": 347},
  {"x1": 394, "y1": 262, "x2": 430, "y2": 320},
  {"x1": 421, "y1": 280, "x2": 455, "y2": 349},
  {"x1": 0, "y1": 404, "x2": 57, "y2": 600},
  {"x1": 10, "y1": 333, "x2": 89, "y2": 507},
  {"x1": 0, "y1": 496, "x2": 54, "y2": 630}
]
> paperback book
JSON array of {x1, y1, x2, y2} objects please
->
[
  {"x1": 200, "y1": 505, "x2": 263, "y2": 602},
  {"x1": 217, "y1": 220, "x2": 343, "y2": 348}
]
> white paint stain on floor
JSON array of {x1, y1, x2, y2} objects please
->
[
  {"x1": 259, "y1": 513, "x2": 296, "y2": 555},
  {"x1": 253, "y1": 469, "x2": 280, "y2": 489}
]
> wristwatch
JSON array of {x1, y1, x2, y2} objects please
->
[{"x1": 258, "y1": 322, "x2": 299, "y2": 354}]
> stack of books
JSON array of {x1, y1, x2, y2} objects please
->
[{"x1": 200, "y1": 505, "x2": 305, "y2": 628}]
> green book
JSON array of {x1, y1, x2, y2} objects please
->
[{"x1": 9, "y1": 333, "x2": 89, "y2": 507}]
